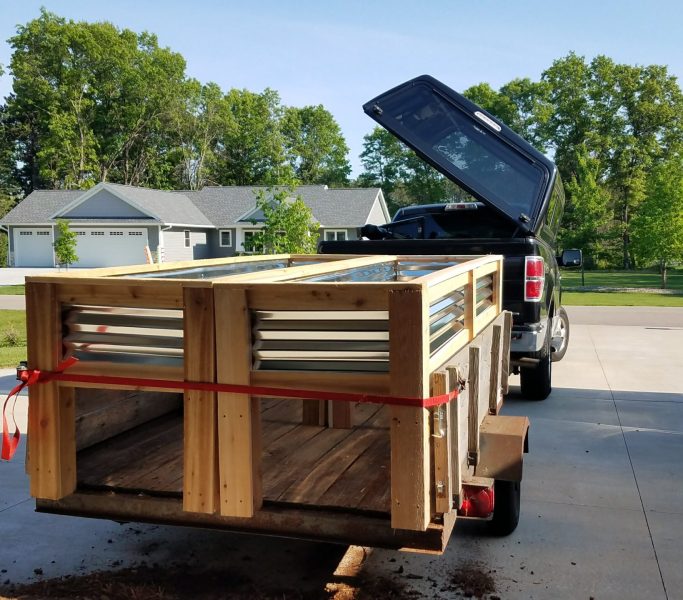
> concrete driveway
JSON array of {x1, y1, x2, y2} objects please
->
[{"x1": 0, "y1": 307, "x2": 681, "y2": 598}]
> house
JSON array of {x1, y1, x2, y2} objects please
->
[{"x1": 1, "y1": 183, "x2": 389, "y2": 267}]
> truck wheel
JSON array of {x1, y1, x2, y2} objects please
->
[
  {"x1": 488, "y1": 479, "x2": 521, "y2": 536},
  {"x1": 551, "y1": 307, "x2": 570, "y2": 362},
  {"x1": 519, "y1": 320, "x2": 552, "y2": 400}
]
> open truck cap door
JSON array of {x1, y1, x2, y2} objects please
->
[{"x1": 363, "y1": 75, "x2": 556, "y2": 234}]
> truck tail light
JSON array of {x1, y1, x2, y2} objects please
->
[{"x1": 524, "y1": 256, "x2": 544, "y2": 302}]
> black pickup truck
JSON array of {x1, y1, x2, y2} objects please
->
[{"x1": 319, "y1": 75, "x2": 581, "y2": 400}]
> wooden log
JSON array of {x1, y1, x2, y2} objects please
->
[
  {"x1": 26, "y1": 282, "x2": 76, "y2": 500},
  {"x1": 389, "y1": 288, "x2": 430, "y2": 531},
  {"x1": 214, "y1": 287, "x2": 262, "y2": 518},
  {"x1": 467, "y1": 346, "x2": 480, "y2": 468},
  {"x1": 183, "y1": 286, "x2": 219, "y2": 514},
  {"x1": 488, "y1": 324, "x2": 502, "y2": 415},
  {"x1": 430, "y1": 372, "x2": 452, "y2": 514}
]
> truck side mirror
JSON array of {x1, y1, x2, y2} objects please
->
[{"x1": 560, "y1": 248, "x2": 582, "y2": 267}]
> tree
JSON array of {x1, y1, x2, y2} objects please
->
[
  {"x1": 281, "y1": 105, "x2": 351, "y2": 185},
  {"x1": 357, "y1": 127, "x2": 460, "y2": 215},
  {"x1": 631, "y1": 157, "x2": 683, "y2": 288},
  {"x1": 6, "y1": 9, "x2": 188, "y2": 192},
  {"x1": 250, "y1": 188, "x2": 319, "y2": 254},
  {"x1": 53, "y1": 219, "x2": 79, "y2": 268},
  {"x1": 210, "y1": 88, "x2": 293, "y2": 186}
]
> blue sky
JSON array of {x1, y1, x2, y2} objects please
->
[{"x1": 1, "y1": 0, "x2": 681, "y2": 176}]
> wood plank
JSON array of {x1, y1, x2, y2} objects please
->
[
  {"x1": 464, "y1": 272, "x2": 476, "y2": 341},
  {"x1": 501, "y1": 311, "x2": 513, "y2": 396},
  {"x1": 388, "y1": 288, "x2": 430, "y2": 531},
  {"x1": 467, "y1": 346, "x2": 480, "y2": 468},
  {"x1": 430, "y1": 372, "x2": 452, "y2": 514},
  {"x1": 56, "y1": 282, "x2": 184, "y2": 309},
  {"x1": 277, "y1": 413, "x2": 386, "y2": 505},
  {"x1": 26, "y1": 282, "x2": 77, "y2": 500},
  {"x1": 424, "y1": 272, "x2": 469, "y2": 308},
  {"x1": 75, "y1": 389, "x2": 181, "y2": 451},
  {"x1": 183, "y1": 286, "x2": 219, "y2": 514},
  {"x1": 251, "y1": 370, "x2": 390, "y2": 396},
  {"x1": 418, "y1": 255, "x2": 498, "y2": 288},
  {"x1": 216, "y1": 255, "x2": 396, "y2": 283},
  {"x1": 244, "y1": 282, "x2": 417, "y2": 311},
  {"x1": 214, "y1": 287, "x2": 262, "y2": 518},
  {"x1": 488, "y1": 324, "x2": 502, "y2": 415}
]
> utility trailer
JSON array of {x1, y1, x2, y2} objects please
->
[{"x1": 23, "y1": 253, "x2": 528, "y2": 554}]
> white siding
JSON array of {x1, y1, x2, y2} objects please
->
[
  {"x1": 161, "y1": 228, "x2": 209, "y2": 262},
  {"x1": 365, "y1": 195, "x2": 390, "y2": 224}
]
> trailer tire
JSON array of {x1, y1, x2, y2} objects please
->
[
  {"x1": 488, "y1": 479, "x2": 521, "y2": 536},
  {"x1": 519, "y1": 320, "x2": 552, "y2": 400}
]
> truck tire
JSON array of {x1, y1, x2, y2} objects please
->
[
  {"x1": 519, "y1": 320, "x2": 552, "y2": 400},
  {"x1": 488, "y1": 479, "x2": 521, "y2": 536},
  {"x1": 551, "y1": 307, "x2": 570, "y2": 362}
]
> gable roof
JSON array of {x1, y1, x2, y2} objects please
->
[
  {"x1": 2, "y1": 184, "x2": 387, "y2": 229},
  {"x1": 182, "y1": 185, "x2": 387, "y2": 228},
  {"x1": 2, "y1": 183, "x2": 212, "y2": 227}
]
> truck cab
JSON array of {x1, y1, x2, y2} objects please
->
[{"x1": 319, "y1": 75, "x2": 582, "y2": 399}]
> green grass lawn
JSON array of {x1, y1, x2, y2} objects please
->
[
  {"x1": 0, "y1": 285, "x2": 25, "y2": 295},
  {"x1": 0, "y1": 310, "x2": 26, "y2": 368},
  {"x1": 561, "y1": 269, "x2": 683, "y2": 291},
  {"x1": 563, "y1": 291, "x2": 683, "y2": 307}
]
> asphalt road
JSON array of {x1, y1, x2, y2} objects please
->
[{"x1": 1, "y1": 307, "x2": 681, "y2": 598}]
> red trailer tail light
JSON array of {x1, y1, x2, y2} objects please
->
[
  {"x1": 524, "y1": 256, "x2": 544, "y2": 302},
  {"x1": 457, "y1": 484, "x2": 495, "y2": 519}
]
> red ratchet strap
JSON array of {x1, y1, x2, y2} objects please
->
[{"x1": 2, "y1": 357, "x2": 458, "y2": 462}]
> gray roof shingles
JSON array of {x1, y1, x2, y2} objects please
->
[{"x1": 2, "y1": 184, "x2": 384, "y2": 229}]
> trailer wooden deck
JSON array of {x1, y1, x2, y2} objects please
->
[{"x1": 77, "y1": 399, "x2": 391, "y2": 514}]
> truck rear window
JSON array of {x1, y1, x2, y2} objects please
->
[{"x1": 378, "y1": 83, "x2": 546, "y2": 222}]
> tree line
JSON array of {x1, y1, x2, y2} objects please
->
[
  {"x1": 359, "y1": 53, "x2": 683, "y2": 273},
  {"x1": 0, "y1": 9, "x2": 351, "y2": 200},
  {"x1": 1, "y1": 10, "x2": 682, "y2": 274}
]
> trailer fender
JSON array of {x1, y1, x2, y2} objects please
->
[{"x1": 473, "y1": 415, "x2": 529, "y2": 482}]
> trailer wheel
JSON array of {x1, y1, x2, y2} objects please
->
[
  {"x1": 519, "y1": 320, "x2": 552, "y2": 400},
  {"x1": 488, "y1": 479, "x2": 521, "y2": 536}
]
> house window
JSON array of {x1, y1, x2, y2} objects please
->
[
  {"x1": 325, "y1": 230, "x2": 347, "y2": 241},
  {"x1": 128, "y1": 231, "x2": 143, "y2": 236},
  {"x1": 242, "y1": 230, "x2": 263, "y2": 253},
  {"x1": 36, "y1": 231, "x2": 51, "y2": 236},
  {"x1": 109, "y1": 231, "x2": 124, "y2": 236},
  {"x1": 91, "y1": 231, "x2": 104, "y2": 236},
  {"x1": 75, "y1": 231, "x2": 86, "y2": 236},
  {"x1": 184, "y1": 230, "x2": 190, "y2": 248},
  {"x1": 19, "y1": 231, "x2": 33, "y2": 236},
  {"x1": 219, "y1": 230, "x2": 232, "y2": 247}
]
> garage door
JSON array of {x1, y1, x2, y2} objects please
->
[
  {"x1": 13, "y1": 228, "x2": 54, "y2": 267},
  {"x1": 72, "y1": 228, "x2": 149, "y2": 268}
]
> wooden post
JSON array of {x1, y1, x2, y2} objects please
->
[
  {"x1": 430, "y1": 372, "x2": 452, "y2": 514},
  {"x1": 464, "y1": 271, "x2": 476, "y2": 340},
  {"x1": 183, "y1": 286, "x2": 219, "y2": 514},
  {"x1": 467, "y1": 346, "x2": 480, "y2": 468},
  {"x1": 501, "y1": 311, "x2": 513, "y2": 396},
  {"x1": 488, "y1": 324, "x2": 502, "y2": 415},
  {"x1": 302, "y1": 400, "x2": 327, "y2": 426},
  {"x1": 446, "y1": 366, "x2": 463, "y2": 507},
  {"x1": 329, "y1": 401, "x2": 352, "y2": 429},
  {"x1": 26, "y1": 282, "x2": 76, "y2": 500},
  {"x1": 214, "y1": 287, "x2": 262, "y2": 518},
  {"x1": 389, "y1": 288, "x2": 430, "y2": 531}
]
